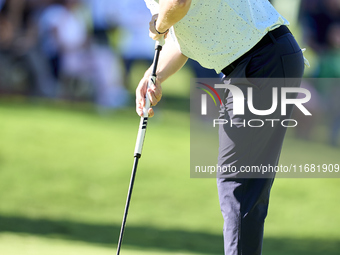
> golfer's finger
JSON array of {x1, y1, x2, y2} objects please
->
[
  {"x1": 136, "y1": 92, "x2": 145, "y2": 116},
  {"x1": 136, "y1": 101, "x2": 143, "y2": 116},
  {"x1": 148, "y1": 108, "x2": 154, "y2": 118},
  {"x1": 154, "y1": 84, "x2": 162, "y2": 100},
  {"x1": 136, "y1": 91, "x2": 144, "y2": 108},
  {"x1": 149, "y1": 31, "x2": 161, "y2": 41},
  {"x1": 153, "y1": 91, "x2": 162, "y2": 103},
  {"x1": 164, "y1": 31, "x2": 169, "y2": 39},
  {"x1": 137, "y1": 84, "x2": 147, "y2": 100},
  {"x1": 136, "y1": 79, "x2": 148, "y2": 111},
  {"x1": 147, "y1": 89, "x2": 159, "y2": 107},
  {"x1": 136, "y1": 91, "x2": 145, "y2": 105},
  {"x1": 150, "y1": 82, "x2": 162, "y2": 99}
]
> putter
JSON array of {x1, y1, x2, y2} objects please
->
[{"x1": 116, "y1": 37, "x2": 165, "y2": 255}]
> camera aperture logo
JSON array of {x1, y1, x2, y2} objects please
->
[{"x1": 196, "y1": 82, "x2": 312, "y2": 128}]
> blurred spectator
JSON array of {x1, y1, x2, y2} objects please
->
[
  {"x1": 292, "y1": 80, "x2": 323, "y2": 140},
  {"x1": 298, "y1": 0, "x2": 340, "y2": 145},
  {"x1": 317, "y1": 23, "x2": 340, "y2": 146},
  {"x1": 83, "y1": 0, "x2": 118, "y2": 45},
  {"x1": 113, "y1": 0, "x2": 157, "y2": 89},
  {"x1": 115, "y1": 0, "x2": 219, "y2": 91},
  {"x1": 300, "y1": 0, "x2": 340, "y2": 53},
  {"x1": 0, "y1": 0, "x2": 56, "y2": 97},
  {"x1": 39, "y1": 0, "x2": 128, "y2": 109},
  {"x1": 0, "y1": 0, "x2": 128, "y2": 109},
  {"x1": 39, "y1": 0, "x2": 86, "y2": 80},
  {"x1": 318, "y1": 23, "x2": 340, "y2": 78}
]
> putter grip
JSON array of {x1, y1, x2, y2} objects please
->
[
  {"x1": 134, "y1": 39, "x2": 163, "y2": 157},
  {"x1": 156, "y1": 37, "x2": 165, "y2": 47},
  {"x1": 134, "y1": 75, "x2": 156, "y2": 157}
]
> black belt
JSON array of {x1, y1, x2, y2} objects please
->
[{"x1": 221, "y1": 25, "x2": 291, "y2": 76}]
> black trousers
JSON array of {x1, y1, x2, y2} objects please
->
[{"x1": 217, "y1": 31, "x2": 305, "y2": 255}]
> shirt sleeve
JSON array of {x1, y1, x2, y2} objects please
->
[{"x1": 144, "y1": 0, "x2": 159, "y2": 15}]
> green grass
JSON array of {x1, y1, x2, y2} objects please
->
[
  {"x1": 0, "y1": 233, "x2": 200, "y2": 255},
  {"x1": 0, "y1": 99, "x2": 339, "y2": 255}
]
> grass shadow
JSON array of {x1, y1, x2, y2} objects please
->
[
  {"x1": 0, "y1": 215, "x2": 339, "y2": 255},
  {"x1": 0, "y1": 215, "x2": 223, "y2": 254}
]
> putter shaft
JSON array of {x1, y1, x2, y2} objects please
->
[
  {"x1": 116, "y1": 156, "x2": 139, "y2": 255},
  {"x1": 116, "y1": 38, "x2": 164, "y2": 255}
]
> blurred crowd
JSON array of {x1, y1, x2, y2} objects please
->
[
  {"x1": 0, "y1": 0, "x2": 217, "y2": 109},
  {"x1": 300, "y1": 0, "x2": 340, "y2": 77},
  {"x1": 0, "y1": 0, "x2": 340, "y2": 144},
  {"x1": 0, "y1": 0, "x2": 131, "y2": 109},
  {"x1": 297, "y1": 0, "x2": 340, "y2": 145}
]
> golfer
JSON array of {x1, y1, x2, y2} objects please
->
[{"x1": 136, "y1": 1, "x2": 305, "y2": 254}]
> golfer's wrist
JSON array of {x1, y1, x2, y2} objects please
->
[
  {"x1": 143, "y1": 69, "x2": 152, "y2": 80},
  {"x1": 156, "y1": 74, "x2": 164, "y2": 84},
  {"x1": 143, "y1": 73, "x2": 163, "y2": 84},
  {"x1": 154, "y1": 20, "x2": 169, "y2": 35}
]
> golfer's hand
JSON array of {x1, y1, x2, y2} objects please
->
[
  {"x1": 149, "y1": 14, "x2": 168, "y2": 41},
  {"x1": 136, "y1": 76, "x2": 162, "y2": 118}
]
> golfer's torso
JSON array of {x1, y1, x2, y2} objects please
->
[{"x1": 144, "y1": 0, "x2": 289, "y2": 73}]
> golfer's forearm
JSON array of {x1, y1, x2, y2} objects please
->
[
  {"x1": 144, "y1": 39, "x2": 188, "y2": 83},
  {"x1": 156, "y1": 0, "x2": 191, "y2": 33}
]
